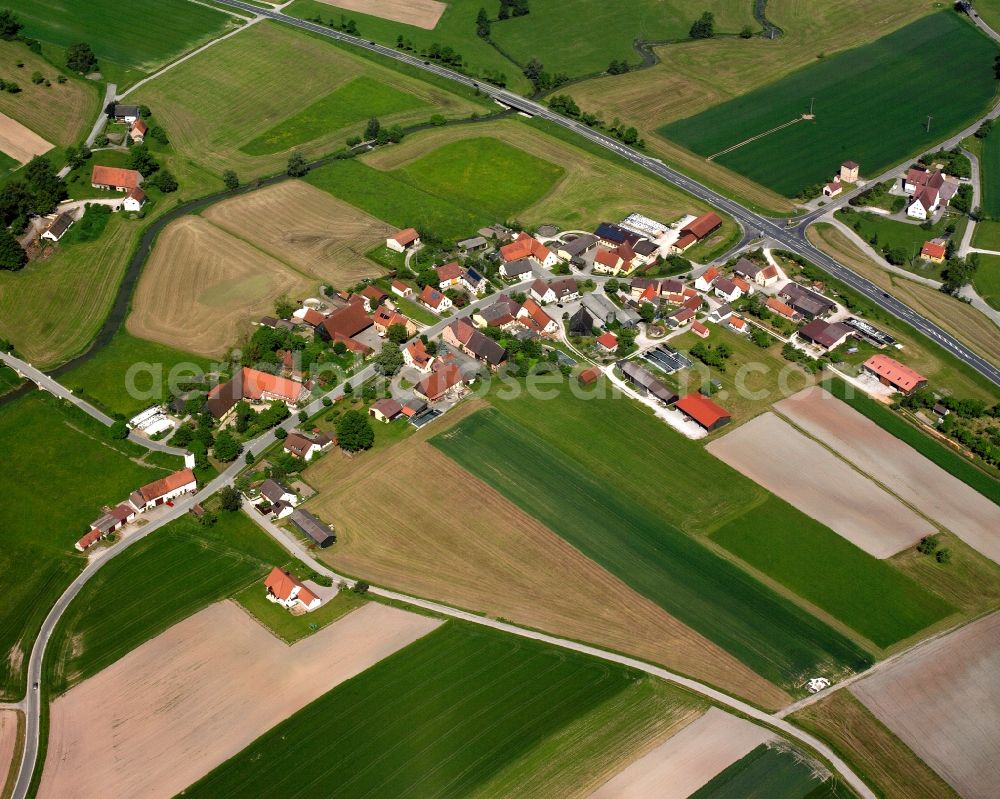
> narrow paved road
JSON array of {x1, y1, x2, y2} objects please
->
[
  {"x1": 212, "y1": 0, "x2": 1000, "y2": 387},
  {"x1": 0, "y1": 352, "x2": 188, "y2": 457},
  {"x1": 243, "y1": 499, "x2": 877, "y2": 799}
]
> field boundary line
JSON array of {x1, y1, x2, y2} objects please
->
[
  {"x1": 240, "y1": 502, "x2": 878, "y2": 799},
  {"x1": 707, "y1": 117, "x2": 804, "y2": 161}
]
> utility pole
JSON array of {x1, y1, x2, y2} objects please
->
[{"x1": 926, "y1": 115, "x2": 933, "y2": 134}]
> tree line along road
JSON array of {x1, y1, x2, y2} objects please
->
[{"x1": 212, "y1": 0, "x2": 1000, "y2": 388}]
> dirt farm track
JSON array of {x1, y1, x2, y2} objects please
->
[
  {"x1": 706, "y1": 412, "x2": 932, "y2": 558},
  {"x1": 38, "y1": 601, "x2": 440, "y2": 799},
  {"x1": 775, "y1": 387, "x2": 1000, "y2": 564},
  {"x1": 851, "y1": 612, "x2": 1000, "y2": 799}
]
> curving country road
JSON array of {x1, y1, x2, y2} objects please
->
[{"x1": 208, "y1": 0, "x2": 1000, "y2": 388}]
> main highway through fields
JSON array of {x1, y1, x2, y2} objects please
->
[{"x1": 212, "y1": 0, "x2": 1000, "y2": 388}]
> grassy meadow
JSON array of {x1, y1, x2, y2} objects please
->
[
  {"x1": 309, "y1": 118, "x2": 731, "y2": 242},
  {"x1": 241, "y1": 75, "x2": 428, "y2": 155},
  {"x1": 712, "y1": 496, "x2": 955, "y2": 650},
  {"x1": 836, "y1": 209, "x2": 963, "y2": 280},
  {"x1": 4, "y1": 0, "x2": 240, "y2": 85},
  {"x1": 45, "y1": 508, "x2": 294, "y2": 694},
  {"x1": 972, "y1": 218, "x2": 1000, "y2": 249},
  {"x1": 59, "y1": 331, "x2": 212, "y2": 418},
  {"x1": 0, "y1": 40, "x2": 98, "y2": 148},
  {"x1": 972, "y1": 253, "x2": 1000, "y2": 310},
  {"x1": 181, "y1": 621, "x2": 706, "y2": 798},
  {"x1": 433, "y1": 405, "x2": 873, "y2": 690},
  {"x1": 979, "y1": 122, "x2": 1000, "y2": 218},
  {"x1": 132, "y1": 21, "x2": 480, "y2": 178},
  {"x1": 0, "y1": 392, "x2": 174, "y2": 699},
  {"x1": 660, "y1": 13, "x2": 1000, "y2": 197}
]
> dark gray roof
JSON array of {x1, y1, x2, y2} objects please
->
[
  {"x1": 46, "y1": 212, "x2": 74, "y2": 239},
  {"x1": 503, "y1": 257, "x2": 533, "y2": 276},
  {"x1": 114, "y1": 104, "x2": 139, "y2": 116},
  {"x1": 290, "y1": 509, "x2": 335, "y2": 547},
  {"x1": 733, "y1": 257, "x2": 764, "y2": 277},
  {"x1": 779, "y1": 282, "x2": 836, "y2": 317},
  {"x1": 259, "y1": 478, "x2": 292, "y2": 504},
  {"x1": 560, "y1": 234, "x2": 597, "y2": 257},
  {"x1": 465, "y1": 330, "x2": 507, "y2": 366},
  {"x1": 568, "y1": 307, "x2": 594, "y2": 334},
  {"x1": 618, "y1": 361, "x2": 677, "y2": 404},
  {"x1": 457, "y1": 236, "x2": 488, "y2": 250}
]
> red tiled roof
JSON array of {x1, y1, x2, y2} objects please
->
[
  {"x1": 77, "y1": 528, "x2": 103, "y2": 550},
  {"x1": 301, "y1": 308, "x2": 325, "y2": 326},
  {"x1": 265, "y1": 567, "x2": 307, "y2": 602},
  {"x1": 239, "y1": 367, "x2": 306, "y2": 403},
  {"x1": 391, "y1": 279, "x2": 410, "y2": 293},
  {"x1": 765, "y1": 297, "x2": 797, "y2": 318},
  {"x1": 692, "y1": 321, "x2": 709, "y2": 337},
  {"x1": 594, "y1": 249, "x2": 621, "y2": 268},
  {"x1": 578, "y1": 366, "x2": 601, "y2": 384},
  {"x1": 436, "y1": 261, "x2": 463, "y2": 281},
  {"x1": 699, "y1": 266, "x2": 719, "y2": 284},
  {"x1": 406, "y1": 339, "x2": 432, "y2": 367},
  {"x1": 392, "y1": 227, "x2": 419, "y2": 245},
  {"x1": 126, "y1": 186, "x2": 145, "y2": 203},
  {"x1": 596, "y1": 332, "x2": 618, "y2": 350},
  {"x1": 681, "y1": 212, "x2": 722, "y2": 239},
  {"x1": 674, "y1": 233, "x2": 697, "y2": 251},
  {"x1": 675, "y1": 392, "x2": 731, "y2": 429},
  {"x1": 131, "y1": 118, "x2": 148, "y2": 135},
  {"x1": 732, "y1": 277, "x2": 751, "y2": 293},
  {"x1": 419, "y1": 284, "x2": 448, "y2": 309},
  {"x1": 920, "y1": 241, "x2": 946, "y2": 260},
  {"x1": 520, "y1": 298, "x2": 554, "y2": 330},
  {"x1": 91, "y1": 165, "x2": 142, "y2": 189},
  {"x1": 863, "y1": 354, "x2": 926, "y2": 393},
  {"x1": 138, "y1": 468, "x2": 195, "y2": 503},
  {"x1": 321, "y1": 302, "x2": 372, "y2": 339},
  {"x1": 417, "y1": 363, "x2": 464, "y2": 400},
  {"x1": 499, "y1": 232, "x2": 552, "y2": 264},
  {"x1": 361, "y1": 285, "x2": 387, "y2": 302}
]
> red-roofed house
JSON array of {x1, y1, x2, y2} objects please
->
[
  {"x1": 680, "y1": 212, "x2": 722, "y2": 241},
  {"x1": 419, "y1": 284, "x2": 452, "y2": 312},
  {"x1": 206, "y1": 367, "x2": 310, "y2": 419},
  {"x1": 672, "y1": 232, "x2": 698, "y2": 253},
  {"x1": 123, "y1": 186, "x2": 146, "y2": 212},
  {"x1": 128, "y1": 468, "x2": 197, "y2": 511},
  {"x1": 518, "y1": 298, "x2": 558, "y2": 335},
  {"x1": 765, "y1": 297, "x2": 799, "y2": 320},
  {"x1": 436, "y1": 261, "x2": 464, "y2": 288},
  {"x1": 404, "y1": 339, "x2": 434, "y2": 372},
  {"x1": 386, "y1": 227, "x2": 420, "y2": 252},
  {"x1": 713, "y1": 278, "x2": 742, "y2": 303},
  {"x1": 415, "y1": 363, "x2": 468, "y2": 402},
  {"x1": 499, "y1": 232, "x2": 558, "y2": 268},
  {"x1": 596, "y1": 332, "x2": 618, "y2": 352},
  {"x1": 318, "y1": 302, "x2": 373, "y2": 342},
  {"x1": 694, "y1": 266, "x2": 720, "y2": 292},
  {"x1": 264, "y1": 567, "x2": 321, "y2": 612},
  {"x1": 675, "y1": 393, "x2": 731, "y2": 432},
  {"x1": 77, "y1": 503, "x2": 137, "y2": 550},
  {"x1": 593, "y1": 248, "x2": 624, "y2": 274},
  {"x1": 732, "y1": 276, "x2": 753, "y2": 296},
  {"x1": 920, "y1": 240, "x2": 946, "y2": 263},
  {"x1": 862, "y1": 354, "x2": 927, "y2": 395},
  {"x1": 91, "y1": 165, "x2": 143, "y2": 192},
  {"x1": 130, "y1": 118, "x2": 148, "y2": 142},
  {"x1": 391, "y1": 279, "x2": 413, "y2": 298},
  {"x1": 692, "y1": 321, "x2": 709, "y2": 339},
  {"x1": 578, "y1": 366, "x2": 601, "y2": 385},
  {"x1": 728, "y1": 315, "x2": 747, "y2": 333},
  {"x1": 372, "y1": 305, "x2": 416, "y2": 338}
]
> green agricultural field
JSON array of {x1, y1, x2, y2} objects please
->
[
  {"x1": 712, "y1": 496, "x2": 955, "y2": 649},
  {"x1": 835, "y1": 209, "x2": 964, "y2": 279},
  {"x1": 45, "y1": 508, "x2": 294, "y2": 694},
  {"x1": 0, "y1": 392, "x2": 174, "y2": 698},
  {"x1": 241, "y1": 76, "x2": 428, "y2": 155},
  {"x1": 973, "y1": 253, "x2": 1000, "y2": 310},
  {"x1": 973, "y1": 219, "x2": 1000, "y2": 249},
  {"x1": 132, "y1": 21, "x2": 480, "y2": 178},
  {"x1": 980, "y1": 123, "x2": 1000, "y2": 218},
  {"x1": 306, "y1": 135, "x2": 567, "y2": 241},
  {"x1": 59, "y1": 331, "x2": 212, "y2": 418},
  {"x1": 0, "y1": 365, "x2": 21, "y2": 396},
  {"x1": 660, "y1": 13, "x2": 1000, "y2": 198},
  {"x1": 433, "y1": 406, "x2": 872, "y2": 690},
  {"x1": 689, "y1": 743, "x2": 852, "y2": 799},
  {"x1": 5, "y1": 0, "x2": 240, "y2": 85},
  {"x1": 181, "y1": 621, "x2": 705, "y2": 798},
  {"x1": 286, "y1": 0, "x2": 532, "y2": 92},
  {"x1": 822, "y1": 378, "x2": 1000, "y2": 504},
  {"x1": 398, "y1": 137, "x2": 564, "y2": 219},
  {"x1": 306, "y1": 157, "x2": 488, "y2": 240},
  {"x1": 490, "y1": 0, "x2": 756, "y2": 78}
]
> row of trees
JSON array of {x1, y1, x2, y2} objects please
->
[{"x1": 547, "y1": 94, "x2": 643, "y2": 146}]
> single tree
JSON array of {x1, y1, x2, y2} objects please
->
[
  {"x1": 689, "y1": 11, "x2": 715, "y2": 39},
  {"x1": 274, "y1": 427, "x2": 288, "y2": 440},
  {"x1": 214, "y1": 429, "x2": 242, "y2": 462},
  {"x1": 0, "y1": 9, "x2": 23, "y2": 39},
  {"x1": 476, "y1": 7, "x2": 491, "y2": 37},
  {"x1": 66, "y1": 42, "x2": 98, "y2": 74},
  {"x1": 0, "y1": 226, "x2": 26, "y2": 271},
  {"x1": 364, "y1": 116, "x2": 381, "y2": 141},
  {"x1": 244, "y1": 451, "x2": 255, "y2": 465},
  {"x1": 148, "y1": 169, "x2": 177, "y2": 192},
  {"x1": 386, "y1": 323, "x2": 410, "y2": 344},
  {"x1": 127, "y1": 143, "x2": 159, "y2": 176},
  {"x1": 336, "y1": 409, "x2": 374, "y2": 451},
  {"x1": 109, "y1": 420, "x2": 129, "y2": 440},
  {"x1": 219, "y1": 485, "x2": 242, "y2": 512},
  {"x1": 199, "y1": 510, "x2": 218, "y2": 527},
  {"x1": 374, "y1": 342, "x2": 404, "y2": 376},
  {"x1": 286, "y1": 151, "x2": 308, "y2": 177},
  {"x1": 222, "y1": 169, "x2": 239, "y2": 190},
  {"x1": 638, "y1": 302, "x2": 655, "y2": 322}
]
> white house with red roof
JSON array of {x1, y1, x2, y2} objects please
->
[
  {"x1": 391, "y1": 279, "x2": 413, "y2": 298},
  {"x1": 386, "y1": 227, "x2": 420, "y2": 252},
  {"x1": 499, "y1": 232, "x2": 558, "y2": 268},
  {"x1": 264, "y1": 567, "x2": 321, "y2": 612},
  {"x1": 517, "y1": 298, "x2": 558, "y2": 335},
  {"x1": 694, "y1": 266, "x2": 720, "y2": 292},
  {"x1": 128, "y1": 468, "x2": 197, "y2": 512},
  {"x1": 435, "y1": 261, "x2": 464, "y2": 289},
  {"x1": 596, "y1": 332, "x2": 619, "y2": 352},
  {"x1": 404, "y1": 339, "x2": 435, "y2": 372},
  {"x1": 713, "y1": 278, "x2": 743, "y2": 303},
  {"x1": 903, "y1": 168, "x2": 957, "y2": 220},
  {"x1": 592, "y1": 248, "x2": 624, "y2": 275},
  {"x1": 123, "y1": 186, "x2": 146, "y2": 212},
  {"x1": 419, "y1": 284, "x2": 452, "y2": 312}
]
